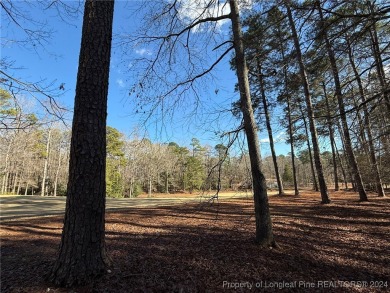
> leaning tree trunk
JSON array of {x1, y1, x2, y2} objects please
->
[
  {"x1": 256, "y1": 59, "x2": 284, "y2": 196},
  {"x1": 286, "y1": 2, "x2": 330, "y2": 203},
  {"x1": 346, "y1": 37, "x2": 385, "y2": 197},
  {"x1": 230, "y1": 0, "x2": 276, "y2": 247},
  {"x1": 316, "y1": 1, "x2": 367, "y2": 201},
  {"x1": 48, "y1": 0, "x2": 115, "y2": 287}
]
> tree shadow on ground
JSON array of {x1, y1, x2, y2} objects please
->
[{"x1": 1, "y1": 192, "x2": 389, "y2": 292}]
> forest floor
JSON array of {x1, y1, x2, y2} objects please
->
[{"x1": 1, "y1": 190, "x2": 389, "y2": 292}]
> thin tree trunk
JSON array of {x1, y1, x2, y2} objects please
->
[
  {"x1": 148, "y1": 177, "x2": 152, "y2": 197},
  {"x1": 53, "y1": 147, "x2": 62, "y2": 197},
  {"x1": 2, "y1": 138, "x2": 13, "y2": 194},
  {"x1": 256, "y1": 59, "x2": 284, "y2": 195},
  {"x1": 286, "y1": 2, "x2": 330, "y2": 203},
  {"x1": 48, "y1": 0, "x2": 115, "y2": 286},
  {"x1": 165, "y1": 171, "x2": 169, "y2": 194},
  {"x1": 41, "y1": 127, "x2": 52, "y2": 197},
  {"x1": 277, "y1": 16, "x2": 299, "y2": 196},
  {"x1": 316, "y1": 1, "x2": 367, "y2": 201},
  {"x1": 3, "y1": 172, "x2": 10, "y2": 194},
  {"x1": 352, "y1": 97, "x2": 369, "y2": 154},
  {"x1": 335, "y1": 150, "x2": 348, "y2": 190},
  {"x1": 335, "y1": 120, "x2": 354, "y2": 190},
  {"x1": 346, "y1": 37, "x2": 385, "y2": 197},
  {"x1": 129, "y1": 177, "x2": 133, "y2": 198},
  {"x1": 323, "y1": 83, "x2": 339, "y2": 191},
  {"x1": 12, "y1": 171, "x2": 18, "y2": 194},
  {"x1": 301, "y1": 106, "x2": 319, "y2": 191},
  {"x1": 1, "y1": 174, "x2": 6, "y2": 195},
  {"x1": 17, "y1": 177, "x2": 22, "y2": 195},
  {"x1": 287, "y1": 98, "x2": 299, "y2": 195},
  {"x1": 230, "y1": 0, "x2": 276, "y2": 247}
]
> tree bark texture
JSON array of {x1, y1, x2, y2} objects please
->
[
  {"x1": 48, "y1": 0, "x2": 114, "y2": 287},
  {"x1": 230, "y1": 0, "x2": 276, "y2": 247},
  {"x1": 286, "y1": 2, "x2": 330, "y2": 203}
]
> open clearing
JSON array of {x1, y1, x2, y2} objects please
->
[
  {"x1": 0, "y1": 191, "x2": 252, "y2": 220},
  {"x1": 1, "y1": 190, "x2": 389, "y2": 292}
]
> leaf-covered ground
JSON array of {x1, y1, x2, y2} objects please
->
[{"x1": 1, "y1": 190, "x2": 389, "y2": 292}]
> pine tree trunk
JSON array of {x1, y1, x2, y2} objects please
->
[
  {"x1": 316, "y1": 1, "x2": 367, "y2": 201},
  {"x1": 346, "y1": 37, "x2": 385, "y2": 197},
  {"x1": 279, "y1": 43, "x2": 299, "y2": 196},
  {"x1": 335, "y1": 120, "x2": 355, "y2": 189},
  {"x1": 285, "y1": 2, "x2": 330, "y2": 203},
  {"x1": 256, "y1": 60, "x2": 284, "y2": 196},
  {"x1": 230, "y1": 0, "x2": 276, "y2": 247},
  {"x1": 287, "y1": 98, "x2": 299, "y2": 196},
  {"x1": 333, "y1": 142, "x2": 348, "y2": 190},
  {"x1": 48, "y1": 0, "x2": 114, "y2": 287},
  {"x1": 323, "y1": 83, "x2": 339, "y2": 191},
  {"x1": 301, "y1": 106, "x2": 319, "y2": 191}
]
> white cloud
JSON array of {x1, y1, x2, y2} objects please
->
[
  {"x1": 116, "y1": 79, "x2": 125, "y2": 88},
  {"x1": 176, "y1": 0, "x2": 253, "y2": 32},
  {"x1": 274, "y1": 131, "x2": 286, "y2": 143},
  {"x1": 259, "y1": 131, "x2": 286, "y2": 144},
  {"x1": 135, "y1": 48, "x2": 152, "y2": 56},
  {"x1": 259, "y1": 137, "x2": 270, "y2": 143},
  {"x1": 177, "y1": 0, "x2": 229, "y2": 32}
]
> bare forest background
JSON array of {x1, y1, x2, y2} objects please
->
[{"x1": 1, "y1": 0, "x2": 389, "y2": 199}]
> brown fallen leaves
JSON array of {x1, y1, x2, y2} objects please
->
[{"x1": 1, "y1": 190, "x2": 389, "y2": 292}]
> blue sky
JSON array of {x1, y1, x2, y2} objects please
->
[{"x1": 1, "y1": 0, "x2": 291, "y2": 155}]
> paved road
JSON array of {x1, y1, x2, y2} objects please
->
[{"x1": 0, "y1": 193, "x2": 250, "y2": 221}]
